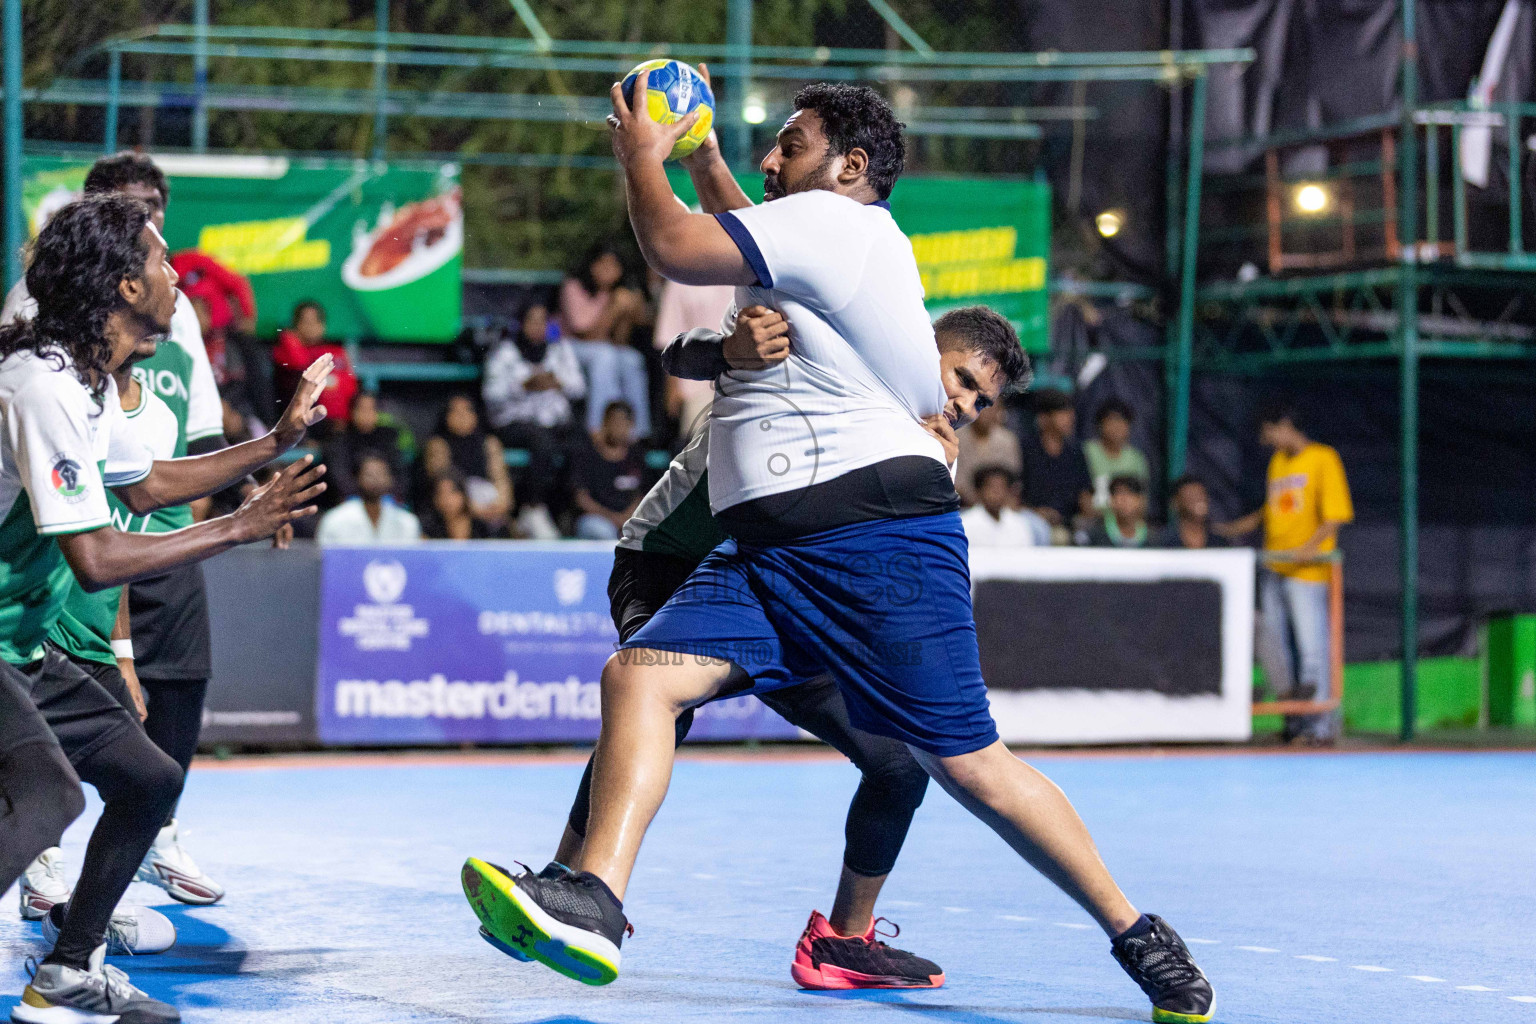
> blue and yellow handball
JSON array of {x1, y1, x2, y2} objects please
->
[{"x1": 620, "y1": 59, "x2": 715, "y2": 161}]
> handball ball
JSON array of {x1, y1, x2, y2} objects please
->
[{"x1": 620, "y1": 59, "x2": 715, "y2": 161}]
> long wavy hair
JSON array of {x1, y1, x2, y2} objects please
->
[{"x1": 0, "y1": 194, "x2": 151, "y2": 404}]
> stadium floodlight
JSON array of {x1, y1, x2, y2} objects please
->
[
  {"x1": 743, "y1": 92, "x2": 768, "y2": 125},
  {"x1": 1095, "y1": 210, "x2": 1123, "y2": 238},
  {"x1": 1294, "y1": 183, "x2": 1330, "y2": 215}
]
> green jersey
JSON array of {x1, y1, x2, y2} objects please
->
[
  {"x1": 616, "y1": 425, "x2": 725, "y2": 566},
  {"x1": 0, "y1": 353, "x2": 153, "y2": 665},
  {"x1": 49, "y1": 386, "x2": 179, "y2": 665}
]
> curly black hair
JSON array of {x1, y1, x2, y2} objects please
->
[
  {"x1": 933, "y1": 305, "x2": 1032, "y2": 394},
  {"x1": 0, "y1": 194, "x2": 152, "y2": 403},
  {"x1": 83, "y1": 151, "x2": 168, "y2": 206},
  {"x1": 792, "y1": 83, "x2": 906, "y2": 200}
]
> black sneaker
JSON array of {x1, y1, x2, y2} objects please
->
[
  {"x1": 791, "y1": 910, "x2": 945, "y2": 989},
  {"x1": 475, "y1": 863, "x2": 570, "y2": 962},
  {"x1": 461, "y1": 857, "x2": 631, "y2": 985},
  {"x1": 1111, "y1": 914, "x2": 1216, "y2": 1023}
]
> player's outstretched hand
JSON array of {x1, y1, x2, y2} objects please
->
[
  {"x1": 608, "y1": 69, "x2": 701, "y2": 167},
  {"x1": 921, "y1": 414, "x2": 960, "y2": 466},
  {"x1": 231, "y1": 456, "x2": 327, "y2": 543},
  {"x1": 271, "y1": 354, "x2": 334, "y2": 451},
  {"x1": 723, "y1": 305, "x2": 790, "y2": 370}
]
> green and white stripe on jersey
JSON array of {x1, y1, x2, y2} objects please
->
[{"x1": 617, "y1": 425, "x2": 725, "y2": 568}]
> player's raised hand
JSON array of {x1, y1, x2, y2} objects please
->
[
  {"x1": 723, "y1": 305, "x2": 790, "y2": 370},
  {"x1": 608, "y1": 69, "x2": 700, "y2": 167},
  {"x1": 271, "y1": 353, "x2": 333, "y2": 450},
  {"x1": 231, "y1": 456, "x2": 327, "y2": 543}
]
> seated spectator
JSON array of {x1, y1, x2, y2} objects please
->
[
  {"x1": 317, "y1": 454, "x2": 420, "y2": 544},
  {"x1": 1020, "y1": 387, "x2": 1093, "y2": 538},
  {"x1": 272, "y1": 299, "x2": 358, "y2": 429},
  {"x1": 1084, "y1": 475, "x2": 1151, "y2": 548},
  {"x1": 960, "y1": 466, "x2": 1051, "y2": 547},
  {"x1": 322, "y1": 391, "x2": 410, "y2": 506},
  {"x1": 653, "y1": 277, "x2": 735, "y2": 440},
  {"x1": 1084, "y1": 398, "x2": 1150, "y2": 511},
  {"x1": 1158, "y1": 474, "x2": 1227, "y2": 549},
  {"x1": 572, "y1": 401, "x2": 646, "y2": 540},
  {"x1": 481, "y1": 303, "x2": 586, "y2": 539},
  {"x1": 420, "y1": 470, "x2": 513, "y2": 540},
  {"x1": 956, "y1": 403, "x2": 1022, "y2": 506},
  {"x1": 560, "y1": 244, "x2": 652, "y2": 439},
  {"x1": 421, "y1": 394, "x2": 514, "y2": 532}
]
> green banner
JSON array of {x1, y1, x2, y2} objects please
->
[
  {"x1": 20, "y1": 155, "x2": 462, "y2": 343},
  {"x1": 668, "y1": 171, "x2": 1050, "y2": 353}
]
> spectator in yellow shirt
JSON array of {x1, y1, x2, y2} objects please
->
[{"x1": 1220, "y1": 402, "x2": 1353, "y2": 743}]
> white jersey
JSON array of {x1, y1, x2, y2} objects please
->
[
  {"x1": 4, "y1": 281, "x2": 222, "y2": 444},
  {"x1": 708, "y1": 190, "x2": 946, "y2": 512}
]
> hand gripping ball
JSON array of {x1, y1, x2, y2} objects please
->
[{"x1": 620, "y1": 59, "x2": 716, "y2": 161}]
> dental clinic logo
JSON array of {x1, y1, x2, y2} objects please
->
[
  {"x1": 339, "y1": 558, "x2": 429, "y2": 651},
  {"x1": 50, "y1": 452, "x2": 88, "y2": 503},
  {"x1": 554, "y1": 568, "x2": 587, "y2": 607}
]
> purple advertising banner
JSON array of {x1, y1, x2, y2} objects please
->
[{"x1": 315, "y1": 542, "x2": 800, "y2": 746}]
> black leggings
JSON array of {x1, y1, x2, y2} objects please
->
[
  {"x1": 0, "y1": 740, "x2": 86, "y2": 899},
  {"x1": 47, "y1": 723, "x2": 183, "y2": 969},
  {"x1": 567, "y1": 675, "x2": 930, "y2": 878},
  {"x1": 142, "y1": 678, "x2": 209, "y2": 825}
]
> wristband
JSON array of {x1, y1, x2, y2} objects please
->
[{"x1": 112, "y1": 639, "x2": 134, "y2": 660}]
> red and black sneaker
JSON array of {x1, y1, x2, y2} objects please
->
[{"x1": 791, "y1": 910, "x2": 945, "y2": 990}]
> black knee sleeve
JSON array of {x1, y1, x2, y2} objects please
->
[{"x1": 842, "y1": 749, "x2": 930, "y2": 879}]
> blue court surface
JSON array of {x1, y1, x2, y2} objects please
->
[{"x1": 3, "y1": 748, "x2": 1534, "y2": 1024}]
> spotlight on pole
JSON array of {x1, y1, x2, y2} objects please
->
[
  {"x1": 1294, "y1": 183, "x2": 1331, "y2": 215},
  {"x1": 742, "y1": 92, "x2": 768, "y2": 125}
]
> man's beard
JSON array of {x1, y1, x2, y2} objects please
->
[{"x1": 763, "y1": 156, "x2": 837, "y2": 201}]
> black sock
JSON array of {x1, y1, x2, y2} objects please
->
[{"x1": 1116, "y1": 914, "x2": 1154, "y2": 941}]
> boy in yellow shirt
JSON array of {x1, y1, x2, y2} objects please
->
[{"x1": 1222, "y1": 403, "x2": 1353, "y2": 743}]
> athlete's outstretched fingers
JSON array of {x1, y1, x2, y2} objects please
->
[
  {"x1": 609, "y1": 82, "x2": 629, "y2": 123},
  {"x1": 629, "y1": 70, "x2": 651, "y2": 117}
]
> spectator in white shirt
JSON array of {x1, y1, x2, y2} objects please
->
[
  {"x1": 317, "y1": 453, "x2": 421, "y2": 545},
  {"x1": 960, "y1": 465, "x2": 1051, "y2": 547},
  {"x1": 481, "y1": 303, "x2": 585, "y2": 539}
]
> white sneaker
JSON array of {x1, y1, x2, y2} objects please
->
[
  {"x1": 134, "y1": 820, "x2": 224, "y2": 905},
  {"x1": 517, "y1": 504, "x2": 562, "y2": 540},
  {"x1": 18, "y1": 848, "x2": 72, "y2": 922},
  {"x1": 14, "y1": 944, "x2": 179, "y2": 1023},
  {"x1": 41, "y1": 903, "x2": 177, "y2": 956}
]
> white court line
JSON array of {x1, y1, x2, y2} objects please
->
[
  {"x1": 884, "y1": 900, "x2": 922, "y2": 908},
  {"x1": 787, "y1": 886, "x2": 817, "y2": 893},
  {"x1": 1458, "y1": 986, "x2": 1499, "y2": 992},
  {"x1": 1352, "y1": 966, "x2": 1394, "y2": 973},
  {"x1": 999, "y1": 915, "x2": 1035, "y2": 922},
  {"x1": 1295, "y1": 955, "x2": 1337, "y2": 962},
  {"x1": 1509, "y1": 996, "x2": 1536, "y2": 1003},
  {"x1": 1053, "y1": 922, "x2": 1093, "y2": 930},
  {"x1": 691, "y1": 873, "x2": 717, "y2": 880},
  {"x1": 1407, "y1": 976, "x2": 1445, "y2": 983},
  {"x1": 1237, "y1": 946, "x2": 1279, "y2": 953},
  {"x1": 942, "y1": 906, "x2": 971, "y2": 913},
  {"x1": 1185, "y1": 938, "x2": 1220, "y2": 945}
]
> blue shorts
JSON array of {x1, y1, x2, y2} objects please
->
[{"x1": 619, "y1": 511, "x2": 999, "y2": 757}]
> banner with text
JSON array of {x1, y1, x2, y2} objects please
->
[
  {"x1": 315, "y1": 543, "x2": 798, "y2": 745},
  {"x1": 21, "y1": 154, "x2": 462, "y2": 342}
]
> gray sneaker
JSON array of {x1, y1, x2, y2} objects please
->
[
  {"x1": 40, "y1": 902, "x2": 177, "y2": 956},
  {"x1": 12, "y1": 945, "x2": 179, "y2": 1023}
]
